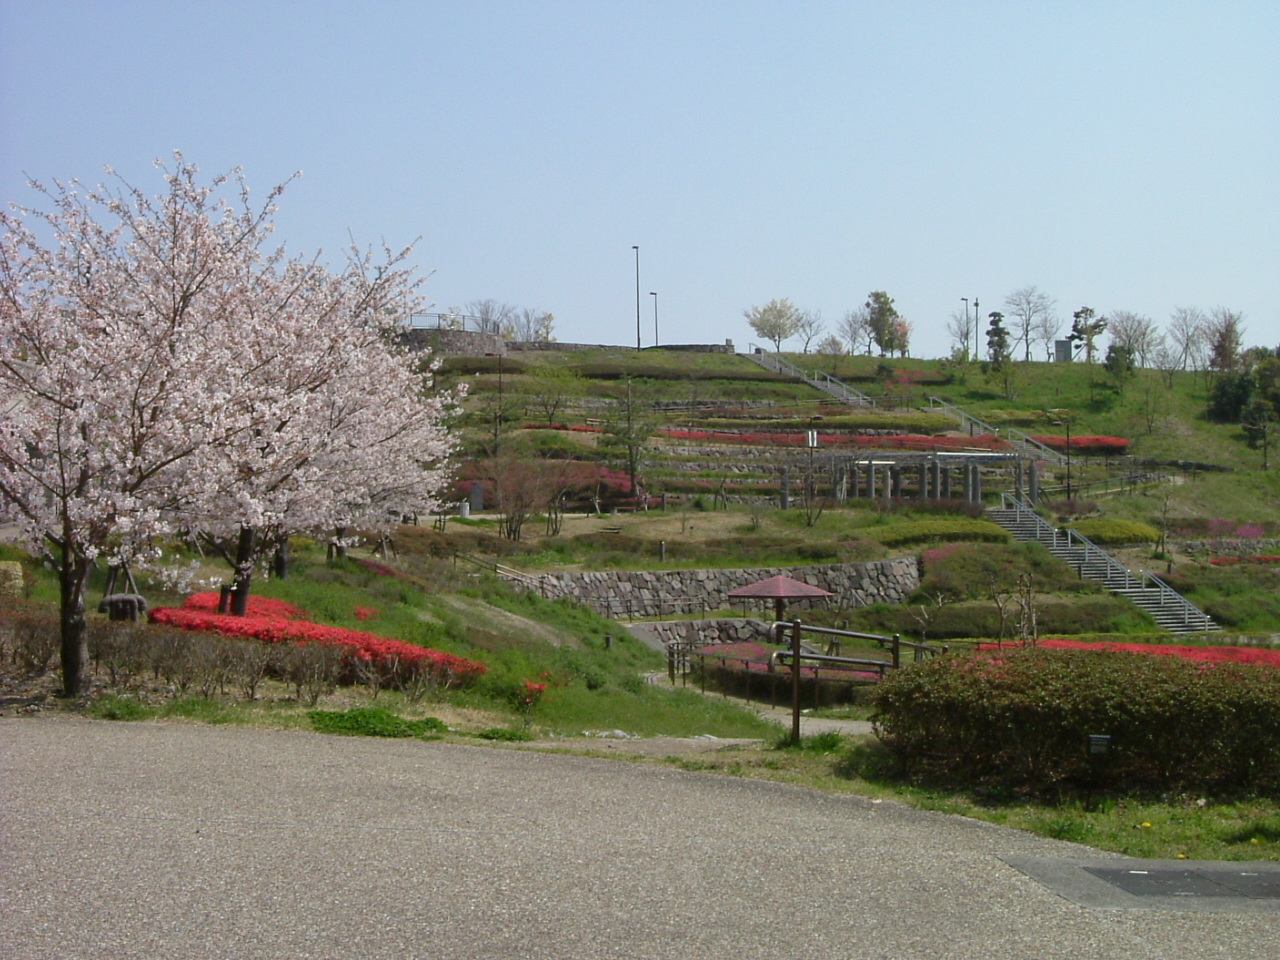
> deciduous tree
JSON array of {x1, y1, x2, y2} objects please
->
[
  {"x1": 744, "y1": 298, "x2": 801, "y2": 350},
  {"x1": 1003, "y1": 286, "x2": 1055, "y2": 362},
  {"x1": 794, "y1": 309, "x2": 824, "y2": 353},
  {"x1": 864, "y1": 291, "x2": 900, "y2": 357},
  {"x1": 0, "y1": 156, "x2": 458, "y2": 694},
  {"x1": 839, "y1": 306, "x2": 874, "y2": 356}
]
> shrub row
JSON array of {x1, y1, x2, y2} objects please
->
[
  {"x1": 1028, "y1": 434, "x2": 1131, "y2": 455},
  {"x1": 812, "y1": 596, "x2": 1152, "y2": 640},
  {"x1": 862, "y1": 518, "x2": 1010, "y2": 548},
  {"x1": 1066, "y1": 517, "x2": 1161, "y2": 545},
  {"x1": 872, "y1": 647, "x2": 1280, "y2": 796},
  {"x1": 688, "y1": 412, "x2": 957, "y2": 434},
  {"x1": 0, "y1": 606, "x2": 350, "y2": 705}
]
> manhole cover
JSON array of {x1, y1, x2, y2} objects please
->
[{"x1": 1084, "y1": 867, "x2": 1280, "y2": 900}]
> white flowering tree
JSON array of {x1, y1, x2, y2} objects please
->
[{"x1": 0, "y1": 156, "x2": 459, "y2": 694}]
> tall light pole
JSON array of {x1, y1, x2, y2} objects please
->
[
  {"x1": 973, "y1": 296, "x2": 981, "y2": 361},
  {"x1": 650, "y1": 291, "x2": 658, "y2": 347},
  {"x1": 632, "y1": 245, "x2": 641, "y2": 351},
  {"x1": 961, "y1": 298, "x2": 970, "y2": 360}
]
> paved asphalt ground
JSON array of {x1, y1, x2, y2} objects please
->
[{"x1": 3, "y1": 718, "x2": 1277, "y2": 960}]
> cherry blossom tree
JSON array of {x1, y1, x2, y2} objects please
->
[{"x1": 0, "y1": 155, "x2": 459, "y2": 693}]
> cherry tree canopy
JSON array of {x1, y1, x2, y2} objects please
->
[{"x1": 0, "y1": 155, "x2": 459, "y2": 693}]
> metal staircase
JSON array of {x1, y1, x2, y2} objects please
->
[
  {"x1": 743, "y1": 350, "x2": 876, "y2": 407},
  {"x1": 925, "y1": 396, "x2": 1065, "y2": 464},
  {"x1": 988, "y1": 494, "x2": 1218, "y2": 634},
  {"x1": 741, "y1": 351, "x2": 1065, "y2": 464}
]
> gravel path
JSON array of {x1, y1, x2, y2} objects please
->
[{"x1": 2, "y1": 716, "x2": 1275, "y2": 960}]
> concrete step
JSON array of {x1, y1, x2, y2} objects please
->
[{"x1": 987, "y1": 505, "x2": 1219, "y2": 634}]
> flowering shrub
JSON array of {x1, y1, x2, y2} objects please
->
[
  {"x1": 354, "y1": 606, "x2": 379, "y2": 621},
  {"x1": 1209, "y1": 555, "x2": 1280, "y2": 567},
  {"x1": 1029, "y1": 434, "x2": 1130, "y2": 455},
  {"x1": 149, "y1": 605, "x2": 486, "y2": 687},
  {"x1": 512, "y1": 679, "x2": 549, "y2": 725},
  {"x1": 183, "y1": 592, "x2": 305, "y2": 620},
  {"x1": 920, "y1": 544, "x2": 968, "y2": 569},
  {"x1": 1033, "y1": 637, "x2": 1280, "y2": 668}
]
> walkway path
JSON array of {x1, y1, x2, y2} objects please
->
[{"x1": 3, "y1": 717, "x2": 1274, "y2": 959}]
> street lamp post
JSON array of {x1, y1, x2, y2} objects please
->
[
  {"x1": 650, "y1": 291, "x2": 658, "y2": 347},
  {"x1": 973, "y1": 296, "x2": 981, "y2": 361},
  {"x1": 632, "y1": 245, "x2": 641, "y2": 351}
]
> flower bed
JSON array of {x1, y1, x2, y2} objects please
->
[
  {"x1": 980, "y1": 637, "x2": 1280, "y2": 668},
  {"x1": 150, "y1": 596, "x2": 487, "y2": 686},
  {"x1": 1036, "y1": 637, "x2": 1280, "y2": 668},
  {"x1": 1209, "y1": 555, "x2": 1280, "y2": 567},
  {"x1": 1028, "y1": 434, "x2": 1130, "y2": 455},
  {"x1": 181, "y1": 592, "x2": 306, "y2": 620}
]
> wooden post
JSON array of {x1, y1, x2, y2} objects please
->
[{"x1": 791, "y1": 618, "x2": 803, "y2": 745}]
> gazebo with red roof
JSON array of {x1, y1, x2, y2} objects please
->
[{"x1": 727, "y1": 574, "x2": 833, "y2": 622}]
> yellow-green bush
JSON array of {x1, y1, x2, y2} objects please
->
[{"x1": 1067, "y1": 518, "x2": 1160, "y2": 544}]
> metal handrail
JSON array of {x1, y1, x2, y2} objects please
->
[
  {"x1": 768, "y1": 620, "x2": 945, "y2": 668},
  {"x1": 743, "y1": 350, "x2": 876, "y2": 407},
  {"x1": 997, "y1": 494, "x2": 1214, "y2": 628},
  {"x1": 1140, "y1": 569, "x2": 1214, "y2": 629},
  {"x1": 927, "y1": 396, "x2": 1065, "y2": 464},
  {"x1": 459, "y1": 554, "x2": 549, "y2": 594},
  {"x1": 998, "y1": 494, "x2": 1140, "y2": 589}
]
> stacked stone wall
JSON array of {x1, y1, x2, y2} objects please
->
[
  {"x1": 1172, "y1": 538, "x2": 1280, "y2": 557},
  {"x1": 519, "y1": 557, "x2": 919, "y2": 620},
  {"x1": 630, "y1": 619, "x2": 772, "y2": 649},
  {"x1": 400, "y1": 328, "x2": 505, "y2": 357},
  {"x1": 506, "y1": 341, "x2": 734, "y2": 354}
]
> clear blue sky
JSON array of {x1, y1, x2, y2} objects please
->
[{"x1": 2, "y1": 1, "x2": 1277, "y2": 357}]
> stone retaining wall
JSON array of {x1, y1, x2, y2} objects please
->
[
  {"x1": 521, "y1": 557, "x2": 919, "y2": 620},
  {"x1": 399, "y1": 328, "x2": 505, "y2": 357},
  {"x1": 1172, "y1": 538, "x2": 1280, "y2": 557},
  {"x1": 628, "y1": 618, "x2": 773, "y2": 649},
  {"x1": 506, "y1": 341, "x2": 735, "y2": 354}
]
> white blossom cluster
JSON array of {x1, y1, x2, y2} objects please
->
[{"x1": 0, "y1": 153, "x2": 462, "y2": 587}]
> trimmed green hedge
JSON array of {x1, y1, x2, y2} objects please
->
[
  {"x1": 815, "y1": 596, "x2": 1154, "y2": 639},
  {"x1": 437, "y1": 356, "x2": 530, "y2": 376},
  {"x1": 872, "y1": 648, "x2": 1280, "y2": 797},
  {"x1": 1067, "y1": 517, "x2": 1161, "y2": 544},
  {"x1": 573, "y1": 363, "x2": 786, "y2": 382},
  {"x1": 863, "y1": 518, "x2": 1010, "y2": 548},
  {"x1": 689, "y1": 412, "x2": 955, "y2": 434}
]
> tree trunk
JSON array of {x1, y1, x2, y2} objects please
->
[
  {"x1": 332, "y1": 526, "x2": 348, "y2": 561},
  {"x1": 58, "y1": 545, "x2": 93, "y2": 696},
  {"x1": 271, "y1": 537, "x2": 290, "y2": 580},
  {"x1": 230, "y1": 525, "x2": 256, "y2": 617}
]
